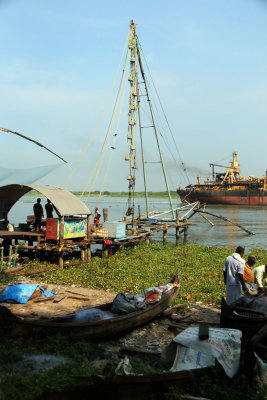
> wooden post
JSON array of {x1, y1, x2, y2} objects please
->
[
  {"x1": 86, "y1": 245, "x2": 91, "y2": 263},
  {"x1": 81, "y1": 248, "x2": 85, "y2": 262},
  {"x1": 183, "y1": 218, "x2": 188, "y2": 237},
  {"x1": 7, "y1": 245, "x2": 12, "y2": 268},
  {"x1": 59, "y1": 216, "x2": 64, "y2": 268},
  {"x1": 175, "y1": 209, "x2": 180, "y2": 246},
  {"x1": 0, "y1": 247, "x2": 3, "y2": 272},
  {"x1": 138, "y1": 205, "x2": 142, "y2": 229},
  {"x1": 102, "y1": 244, "x2": 109, "y2": 258},
  {"x1": 163, "y1": 224, "x2": 168, "y2": 243},
  {"x1": 103, "y1": 208, "x2": 108, "y2": 222},
  {"x1": 59, "y1": 253, "x2": 64, "y2": 269},
  {"x1": 12, "y1": 245, "x2": 18, "y2": 267},
  {"x1": 87, "y1": 215, "x2": 91, "y2": 240},
  {"x1": 86, "y1": 215, "x2": 91, "y2": 264}
]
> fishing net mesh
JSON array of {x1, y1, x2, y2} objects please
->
[{"x1": 0, "y1": 164, "x2": 61, "y2": 186}]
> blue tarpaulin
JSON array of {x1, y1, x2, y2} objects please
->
[{"x1": 0, "y1": 284, "x2": 56, "y2": 304}]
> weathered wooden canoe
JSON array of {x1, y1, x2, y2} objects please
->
[
  {"x1": 39, "y1": 366, "x2": 213, "y2": 400},
  {"x1": 0, "y1": 273, "x2": 180, "y2": 339}
]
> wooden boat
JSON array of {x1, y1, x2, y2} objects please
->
[
  {"x1": 39, "y1": 367, "x2": 213, "y2": 400},
  {"x1": 0, "y1": 273, "x2": 180, "y2": 339}
]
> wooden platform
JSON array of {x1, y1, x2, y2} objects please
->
[{"x1": 0, "y1": 230, "x2": 45, "y2": 245}]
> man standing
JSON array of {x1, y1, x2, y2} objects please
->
[
  {"x1": 94, "y1": 206, "x2": 101, "y2": 226},
  {"x1": 253, "y1": 264, "x2": 267, "y2": 295},
  {"x1": 45, "y1": 199, "x2": 54, "y2": 219},
  {"x1": 33, "y1": 198, "x2": 44, "y2": 232},
  {"x1": 223, "y1": 246, "x2": 247, "y2": 304},
  {"x1": 243, "y1": 255, "x2": 257, "y2": 295}
]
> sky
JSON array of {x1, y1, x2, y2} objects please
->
[{"x1": 1, "y1": 0, "x2": 267, "y2": 192}]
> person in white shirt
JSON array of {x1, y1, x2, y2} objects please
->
[
  {"x1": 223, "y1": 246, "x2": 247, "y2": 304},
  {"x1": 253, "y1": 264, "x2": 267, "y2": 295}
]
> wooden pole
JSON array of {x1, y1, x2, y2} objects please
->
[
  {"x1": 103, "y1": 208, "x2": 108, "y2": 222},
  {"x1": 81, "y1": 248, "x2": 85, "y2": 262},
  {"x1": 0, "y1": 247, "x2": 3, "y2": 272},
  {"x1": 86, "y1": 245, "x2": 91, "y2": 263},
  {"x1": 175, "y1": 209, "x2": 179, "y2": 246},
  {"x1": 7, "y1": 245, "x2": 12, "y2": 268},
  {"x1": 138, "y1": 205, "x2": 142, "y2": 229},
  {"x1": 163, "y1": 224, "x2": 168, "y2": 243},
  {"x1": 59, "y1": 216, "x2": 64, "y2": 268},
  {"x1": 12, "y1": 245, "x2": 18, "y2": 267},
  {"x1": 198, "y1": 211, "x2": 214, "y2": 226},
  {"x1": 86, "y1": 215, "x2": 91, "y2": 264},
  {"x1": 102, "y1": 245, "x2": 109, "y2": 258},
  {"x1": 87, "y1": 215, "x2": 91, "y2": 240},
  {"x1": 183, "y1": 218, "x2": 188, "y2": 237},
  {"x1": 197, "y1": 210, "x2": 254, "y2": 235}
]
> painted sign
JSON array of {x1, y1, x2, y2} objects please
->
[{"x1": 46, "y1": 218, "x2": 87, "y2": 240}]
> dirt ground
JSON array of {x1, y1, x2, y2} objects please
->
[
  {"x1": 0, "y1": 279, "x2": 117, "y2": 319},
  {"x1": 0, "y1": 279, "x2": 220, "y2": 326}
]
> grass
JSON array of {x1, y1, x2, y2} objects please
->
[
  {"x1": 0, "y1": 242, "x2": 267, "y2": 399},
  {"x1": 2, "y1": 242, "x2": 266, "y2": 306}
]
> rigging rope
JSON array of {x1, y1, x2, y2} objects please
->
[
  {"x1": 137, "y1": 37, "x2": 190, "y2": 185},
  {"x1": 81, "y1": 46, "x2": 130, "y2": 199},
  {"x1": 139, "y1": 91, "x2": 187, "y2": 184},
  {"x1": 96, "y1": 69, "x2": 128, "y2": 205},
  {"x1": 63, "y1": 29, "x2": 130, "y2": 189}
]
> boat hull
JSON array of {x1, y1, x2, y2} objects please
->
[
  {"x1": 177, "y1": 188, "x2": 267, "y2": 205},
  {"x1": 0, "y1": 277, "x2": 180, "y2": 339}
]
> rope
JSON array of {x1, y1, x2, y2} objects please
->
[
  {"x1": 81, "y1": 47, "x2": 130, "y2": 198},
  {"x1": 63, "y1": 29, "x2": 130, "y2": 189},
  {"x1": 95, "y1": 58, "x2": 129, "y2": 205},
  {"x1": 137, "y1": 37, "x2": 190, "y2": 185}
]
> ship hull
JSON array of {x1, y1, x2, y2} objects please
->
[{"x1": 177, "y1": 189, "x2": 267, "y2": 206}]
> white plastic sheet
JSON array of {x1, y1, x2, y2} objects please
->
[{"x1": 171, "y1": 327, "x2": 242, "y2": 378}]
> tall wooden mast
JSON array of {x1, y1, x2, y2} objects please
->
[
  {"x1": 125, "y1": 20, "x2": 175, "y2": 219},
  {"x1": 125, "y1": 20, "x2": 138, "y2": 217}
]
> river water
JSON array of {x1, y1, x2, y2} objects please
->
[{"x1": 8, "y1": 195, "x2": 267, "y2": 251}]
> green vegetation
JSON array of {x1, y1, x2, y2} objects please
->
[
  {"x1": 1, "y1": 243, "x2": 265, "y2": 306},
  {"x1": 0, "y1": 243, "x2": 267, "y2": 399},
  {"x1": 25, "y1": 190, "x2": 179, "y2": 198},
  {"x1": 72, "y1": 190, "x2": 178, "y2": 198}
]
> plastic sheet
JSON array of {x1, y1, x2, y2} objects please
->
[
  {"x1": 232, "y1": 295, "x2": 267, "y2": 314},
  {"x1": 56, "y1": 308, "x2": 116, "y2": 323},
  {"x1": 171, "y1": 327, "x2": 242, "y2": 378},
  {"x1": 0, "y1": 284, "x2": 55, "y2": 304}
]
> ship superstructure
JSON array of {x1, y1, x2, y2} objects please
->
[{"x1": 177, "y1": 152, "x2": 267, "y2": 205}]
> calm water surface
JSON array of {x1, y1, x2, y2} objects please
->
[{"x1": 8, "y1": 196, "x2": 267, "y2": 251}]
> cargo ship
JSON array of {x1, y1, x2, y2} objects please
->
[{"x1": 177, "y1": 152, "x2": 267, "y2": 205}]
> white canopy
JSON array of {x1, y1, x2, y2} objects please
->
[{"x1": 0, "y1": 184, "x2": 90, "y2": 218}]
